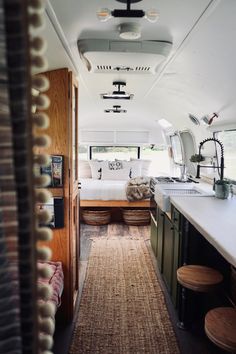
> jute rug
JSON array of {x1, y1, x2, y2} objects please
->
[{"x1": 70, "y1": 234, "x2": 180, "y2": 354}]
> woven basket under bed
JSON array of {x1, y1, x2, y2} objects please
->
[
  {"x1": 82, "y1": 209, "x2": 111, "y2": 225},
  {"x1": 122, "y1": 209, "x2": 150, "y2": 226}
]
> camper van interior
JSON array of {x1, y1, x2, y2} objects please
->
[{"x1": 1, "y1": 0, "x2": 236, "y2": 353}]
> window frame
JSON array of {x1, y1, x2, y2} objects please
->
[
  {"x1": 169, "y1": 133, "x2": 184, "y2": 166},
  {"x1": 213, "y1": 129, "x2": 236, "y2": 184},
  {"x1": 89, "y1": 146, "x2": 140, "y2": 160}
]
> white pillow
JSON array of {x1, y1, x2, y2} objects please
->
[
  {"x1": 79, "y1": 160, "x2": 92, "y2": 178},
  {"x1": 101, "y1": 161, "x2": 131, "y2": 180},
  {"x1": 127, "y1": 160, "x2": 142, "y2": 178},
  {"x1": 130, "y1": 158, "x2": 151, "y2": 176},
  {"x1": 88, "y1": 160, "x2": 103, "y2": 179},
  {"x1": 113, "y1": 160, "x2": 142, "y2": 178}
]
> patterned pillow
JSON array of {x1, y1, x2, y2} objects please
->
[
  {"x1": 101, "y1": 161, "x2": 131, "y2": 180},
  {"x1": 114, "y1": 160, "x2": 142, "y2": 178}
]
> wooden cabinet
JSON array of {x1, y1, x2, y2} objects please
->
[{"x1": 36, "y1": 68, "x2": 79, "y2": 321}]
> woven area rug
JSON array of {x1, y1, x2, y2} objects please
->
[{"x1": 70, "y1": 235, "x2": 180, "y2": 354}]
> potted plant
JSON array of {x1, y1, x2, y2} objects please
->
[
  {"x1": 214, "y1": 179, "x2": 231, "y2": 199},
  {"x1": 190, "y1": 154, "x2": 205, "y2": 163}
]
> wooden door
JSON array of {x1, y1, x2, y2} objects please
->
[{"x1": 68, "y1": 72, "x2": 80, "y2": 311}]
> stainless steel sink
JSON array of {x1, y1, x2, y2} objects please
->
[{"x1": 154, "y1": 184, "x2": 214, "y2": 212}]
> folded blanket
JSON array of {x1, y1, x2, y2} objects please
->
[{"x1": 126, "y1": 177, "x2": 151, "y2": 201}]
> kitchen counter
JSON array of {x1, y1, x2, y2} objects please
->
[{"x1": 170, "y1": 195, "x2": 236, "y2": 267}]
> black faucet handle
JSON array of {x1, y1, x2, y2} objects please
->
[{"x1": 196, "y1": 164, "x2": 201, "y2": 178}]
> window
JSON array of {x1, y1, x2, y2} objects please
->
[
  {"x1": 141, "y1": 145, "x2": 170, "y2": 176},
  {"x1": 214, "y1": 130, "x2": 236, "y2": 183},
  {"x1": 179, "y1": 130, "x2": 196, "y2": 176},
  {"x1": 170, "y1": 134, "x2": 184, "y2": 165},
  {"x1": 89, "y1": 146, "x2": 140, "y2": 160}
]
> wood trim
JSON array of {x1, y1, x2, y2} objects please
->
[{"x1": 80, "y1": 199, "x2": 150, "y2": 208}]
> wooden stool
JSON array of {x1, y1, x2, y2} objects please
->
[
  {"x1": 177, "y1": 265, "x2": 223, "y2": 329},
  {"x1": 205, "y1": 307, "x2": 236, "y2": 352}
]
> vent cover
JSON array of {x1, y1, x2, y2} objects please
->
[
  {"x1": 78, "y1": 39, "x2": 172, "y2": 74},
  {"x1": 96, "y1": 65, "x2": 151, "y2": 72}
]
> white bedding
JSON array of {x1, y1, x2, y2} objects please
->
[{"x1": 80, "y1": 178, "x2": 127, "y2": 200}]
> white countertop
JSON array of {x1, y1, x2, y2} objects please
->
[{"x1": 170, "y1": 195, "x2": 236, "y2": 267}]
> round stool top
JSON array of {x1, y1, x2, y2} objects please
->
[
  {"x1": 205, "y1": 307, "x2": 236, "y2": 352},
  {"x1": 177, "y1": 265, "x2": 223, "y2": 292}
]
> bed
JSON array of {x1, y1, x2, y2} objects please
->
[
  {"x1": 79, "y1": 158, "x2": 151, "y2": 208},
  {"x1": 80, "y1": 178, "x2": 150, "y2": 207}
]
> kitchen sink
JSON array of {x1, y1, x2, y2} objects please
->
[{"x1": 154, "y1": 183, "x2": 214, "y2": 212}]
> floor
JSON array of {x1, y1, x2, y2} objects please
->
[{"x1": 53, "y1": 222, "x2": 227, "y2": 354}]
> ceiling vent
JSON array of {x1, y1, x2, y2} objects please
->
[{"x1": 77, "y1": 39, "x2": 172, "y2": 74}]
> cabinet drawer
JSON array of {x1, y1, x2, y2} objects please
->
[{"x1": 172, "y1": 206, "x2": 181, "y2": 231}]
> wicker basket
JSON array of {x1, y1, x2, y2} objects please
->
[
  {"x1": 82, "y1": 208, "x2": 111, "y2": 225},
  {"x1": 122, "y1": 209, "x2": 150, "y2": 226}
]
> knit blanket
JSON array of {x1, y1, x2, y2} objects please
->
[{"x1": 126, "y1": 177, "x2": 151, "y2": 201}]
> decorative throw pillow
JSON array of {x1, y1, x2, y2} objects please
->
[
  {"x1": 78, "y1": 160, "x2": 92, "y2": 178},
  {"x1": 108, "y1": 160, "x2": 124, "y2": 170},
  {"x1": 113, "y1": 160, "x2": 142, "y2": 178},
  {"x1": 88, "y1": 160, "x2": 103, "y2": 179},
  {"x1": 101, "y1": 161, "x2": 131, "y2": 180},
  {"x1": 130, "y1": 158, "x2": 151, "y2": 176},
  {"x1": 127, "y1": 160, "x2": 142, "y2": 178}
]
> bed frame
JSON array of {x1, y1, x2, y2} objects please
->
[{"x1": 80, "y1": 199, "x2": 150, "y2": 208}]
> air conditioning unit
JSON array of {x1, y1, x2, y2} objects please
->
[{"x1": 77, "y1": 39, "x2": 172, "y2": 74}]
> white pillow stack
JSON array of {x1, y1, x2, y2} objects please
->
[
  {"x1": 130, "y1": 158, "x2": 151, "y2": 176},
  {"x1": 87, "y1": 159, "x2": 150, "y2": 180},
  {"x1": 88, "y1": 160, "x2": 103, "y2": 179}
]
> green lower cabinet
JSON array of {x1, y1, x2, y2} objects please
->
[
  {"x1": 162, "y1": 216, "x2": 174, "y2": 294},
  {"x1": 157, "y1": 209, "x2": 164, "y2": 272},
  {"x1": 171, "y1": 228, "x2": 181, "y2": 308},
  {"x1": 150, "y1": 213, "x2": 158, "y2": 256}
]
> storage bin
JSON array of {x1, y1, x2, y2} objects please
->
[
  {"x1": 122, "y1": 209, "x2": 150, "y2": 226},
  {"x1": 82, "y1": 208, "x2": 111, "y2": 225}
]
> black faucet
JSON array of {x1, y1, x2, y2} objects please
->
[{"x1": 196, "y1": 138, "x2": 224, "y2": 180}]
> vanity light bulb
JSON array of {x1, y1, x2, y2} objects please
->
[
  {"x1": 145, "y1": 9, "x2": 159, "y2": 23},
  {"x1": 97, "y1": 8, "x2": 111, "y2": 22}
]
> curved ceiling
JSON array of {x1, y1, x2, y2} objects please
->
[{"x1": 44, "y1": 0, "x2": 236, "y2": 142}]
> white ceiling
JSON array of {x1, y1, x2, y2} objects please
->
[{"x1": 44, "y1": 0, "x2": 236, "y2": 143}]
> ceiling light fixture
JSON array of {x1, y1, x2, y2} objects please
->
[
  {"x1": 189, "y1": 112, "x2": 219, "y2": 126},
  {"x1": 97, "y1": 0, "x2": 159, "y2": 23},
  {"x1": 104, "y1": 105, "x2": 127, "y2": 113},
  {"x1": 101, "y1": 81, "x2": 134, "y2": 100},
  {"x1": 119, "y1": 22, "x2": 141, "y2": 40},
  {"x1": 202, "y1": 113, "x2": 219, "y2": 125}
]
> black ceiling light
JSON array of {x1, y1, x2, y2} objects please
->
[
  {"x1": 104, "y1": 105, "x2": 127, "y2": 113},
  {"x1": 97, "y1": 0, "x2": 159, "y2": 23},
  {"x1": 101, "y1": 81, "x2": 134, "y2": 100}
]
